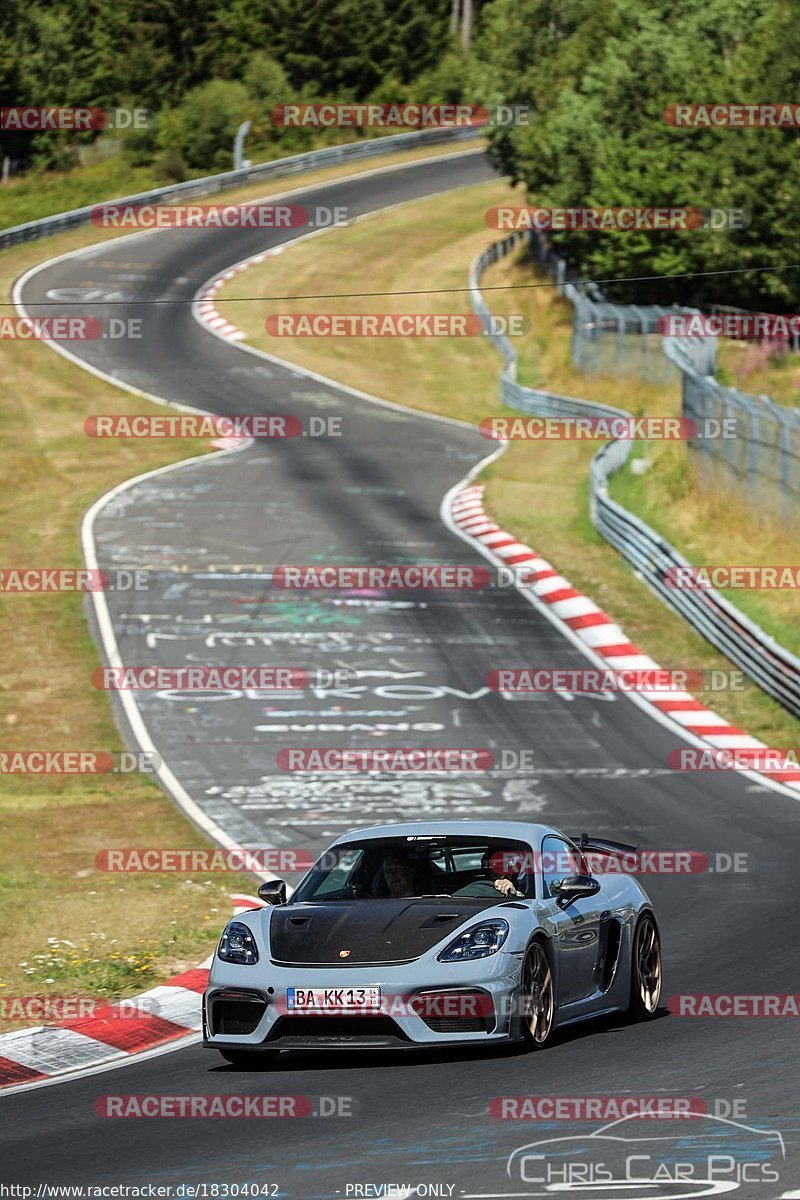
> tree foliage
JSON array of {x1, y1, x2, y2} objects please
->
[
  {"x1": 480, "y1": 0, "x2": 800, "y2": 308},
  {"x1": 1, "y1": 0, "x2": 455, "y2": 169}
]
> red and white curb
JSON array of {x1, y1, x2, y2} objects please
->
[
  {"x1": 196, "y1": 249, "x2": 284, "y2": 342},
  {"x1": 449, "y1": 483, "x2": 800, "y2": 791},
  {"x1": 0, "y1": 893, "x2": 264, "y2": 1088}
]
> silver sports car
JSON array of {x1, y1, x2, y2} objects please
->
[{"x1": 203, "y1": 820, "x2": 662, "y2": 1067}]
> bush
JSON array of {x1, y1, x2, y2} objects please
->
[
  {"x1": 155, "y1": 79, "x2": 254, "y2": 172},
  {"x1": 153, "y1": 147, "x2": 188, "y2": 183}
]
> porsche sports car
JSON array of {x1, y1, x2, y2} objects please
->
[{"x1": 203, "y1": 820, "x2": 662, "y2": 1066}]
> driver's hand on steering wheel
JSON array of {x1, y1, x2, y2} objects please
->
[{"x1": 494, "y1": 877, "x2": 523, "y2": 897}]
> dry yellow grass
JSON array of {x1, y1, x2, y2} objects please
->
[
  {"x1": 716, "y1": 338, "x2": 800, "y2": 405},
  {"x1": 612, "y1": 441, "x2": 800, "y2": 656}
]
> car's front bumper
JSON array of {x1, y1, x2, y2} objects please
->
[{"x1": 203, "y1": 951, "x2": 525, "y2": 1052}]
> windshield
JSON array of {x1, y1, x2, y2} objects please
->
[{"x1": 291, "y1": 836, "x2": 536, "y2": 902}]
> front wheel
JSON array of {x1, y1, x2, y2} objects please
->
[
  {"x1": 219, "y1": 1048, "x2": 280, "y2": 1069},
  {"x1": 627, "y1": 913, "x2": 662, "y2": 1020},
  {"x1": 519, "y1": 939, "x2": 555, "y2": 1048}
]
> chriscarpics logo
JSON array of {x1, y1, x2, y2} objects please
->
[{"x1": 505, "y1": 1113, "x2": 785, "y2": 1198}]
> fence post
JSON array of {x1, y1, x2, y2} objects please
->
[{"x1": 778, "y1": 407, "x2": 791, "y2": 520}]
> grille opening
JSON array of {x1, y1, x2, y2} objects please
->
[
  {"x1": 413, "y1": 989, "x2": 495, "y2": 1035},
  {"x1": 420, "y1": 1015, "x2": 492, "y2": 1034},
  {"x1": 210, "y1": 994, "x2": 267, "y2": 1036}
]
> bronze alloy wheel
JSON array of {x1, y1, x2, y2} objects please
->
[
  {"x1": 521, "y1": 940, "x2": 555, "y2": 1047},
  {"x1": 630, "y1": 914, "x2": 662, "y2": 1018}
]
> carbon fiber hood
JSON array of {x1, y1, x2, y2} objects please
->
[{"x1": 269, "y1": 898, "x2": 497, "y2": 964}]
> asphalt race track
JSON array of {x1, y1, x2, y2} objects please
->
[{"x1": 3, "y1": 149, "x2": 800, "y2": 1199}]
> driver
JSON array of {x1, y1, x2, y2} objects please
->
[{"x1": 452, "y1": 849, "x2": 527, "y2": 898}]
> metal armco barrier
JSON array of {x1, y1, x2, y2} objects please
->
[
  {"x1": 471, "y1": 230, "x2": 800, "y2": 719},
  {"x1": 0, "y1": 126, "x2": 481, "y2": 251}
]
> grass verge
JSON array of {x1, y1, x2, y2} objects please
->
[{"x1": 716, "y1": 337, "x2": 800, "y2": 405}]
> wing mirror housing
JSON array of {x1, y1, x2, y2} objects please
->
[
  {"x1": 258, "y1": 879, "x2": 287, "y2": 906},
  {"x1": 552, "y1": 874, "x2": 601, "y2": 908}
]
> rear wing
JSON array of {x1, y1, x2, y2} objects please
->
[{"x1": 573, "y1": 832, "x2": 639, "y2": 858}]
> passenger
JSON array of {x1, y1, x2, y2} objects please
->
[{"x1": 382, "y1": 852, "x2": 417, "y2": 898}]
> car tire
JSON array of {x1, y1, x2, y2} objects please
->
[
  {"x1": 626, "y1": 912, "x2": 662, "y2": 1020},
  {"x1": 219, "y1": 1049, "x2": 280, "y2": 1069},
  {"x1": 519, "y1": 938, "x2": 556, "y2": 1049}
]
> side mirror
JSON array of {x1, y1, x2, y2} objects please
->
[
  {"x1": 552, "y1": 874, "x2": 600, "y2": 908},
  {"x1": 258, "y1": 879, "x2": 287, "y2": 906}
]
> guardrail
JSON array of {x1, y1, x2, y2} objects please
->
[
  {"x1": 471, "y1": 230, "x2": 800, "y2": 720},
  {"x1": 0, "y1": 126, "x2": 481, "y2": 251}
]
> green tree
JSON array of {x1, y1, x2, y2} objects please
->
[
  {"x1": 155, "y1": 78, "x2": 253, "y2": 173},
  {"x1": 481, "y1": 0, "x2": 800, "y2": 308}
]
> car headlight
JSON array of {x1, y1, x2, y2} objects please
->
[
  {"x1": 217, "y1": 921, "x2": 259, "y2": 965},
  {"x1": 438, "y1": 919, "x2": 509, "y2": 962}
]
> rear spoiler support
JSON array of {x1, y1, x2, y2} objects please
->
[{"x1": 573, "y1": 832, "x2": 640, "y2": 857}]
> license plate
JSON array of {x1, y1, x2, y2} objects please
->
[{"x1": 287, "y1": 986, "x2": 381, "y2": 1010}]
